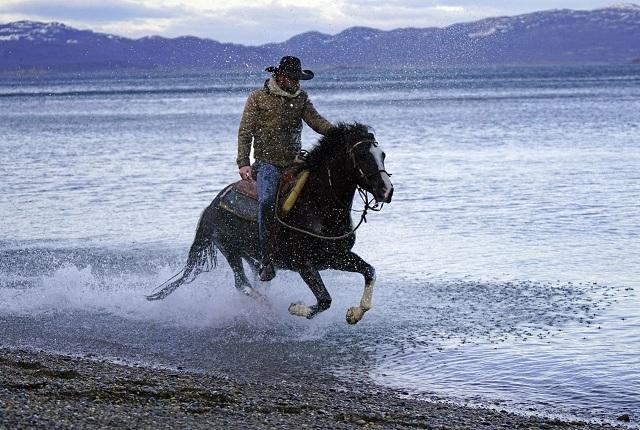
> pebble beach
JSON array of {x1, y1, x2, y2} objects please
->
[{"x1": 0, "y1": 347, "x2": 628, "y2": 429}]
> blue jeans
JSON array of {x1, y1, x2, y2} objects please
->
[{"x1": 256, "y1": 162, "x2": 283, "y2": 263}]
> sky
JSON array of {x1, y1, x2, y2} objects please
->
[{"x1": 0, "y1": 0, "x2": 627, "y2": 45}]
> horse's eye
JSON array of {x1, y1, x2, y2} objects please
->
[{"x1": 382, "y1": 152, "x2": 386, "y2": 160}]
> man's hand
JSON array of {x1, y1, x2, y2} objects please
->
[{"x1": 239, "y1": 166, "x2": 253, "y2": 181}]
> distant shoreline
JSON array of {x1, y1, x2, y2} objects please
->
[
  {"x1": 0, "y1": 347, "x2": 623, "y2": 429},
  {"x1": 0, "y1": 62, "x2": 639, "y2": 78}
]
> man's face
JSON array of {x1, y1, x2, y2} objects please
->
[{"x1": 276, "y1": 74, "x2": 299, "y2": 92}]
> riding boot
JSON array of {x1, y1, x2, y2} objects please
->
[{"x1": 259, "y1": 261, "x2": 276, "y2": 282}]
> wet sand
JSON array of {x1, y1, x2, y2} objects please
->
[{"x1": 0, "y1": 347, "x2": 624, "y2": 429}]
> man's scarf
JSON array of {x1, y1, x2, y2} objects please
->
[{"x1": 267, "y1": 78, "x2": 301, "y2": 98}]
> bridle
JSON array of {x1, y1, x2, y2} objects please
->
[
  {"x1": 274, "y1": 138, "x2": 391, "y2": 241},
  {"x1": 347, "y1": 139, "x2": 393, "y2": 186}
]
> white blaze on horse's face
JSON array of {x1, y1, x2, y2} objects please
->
[{"x1": 367, "y1": 143, "x2": 394, "y2": 203}]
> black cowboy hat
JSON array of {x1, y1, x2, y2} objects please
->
[{"x1": 265, "y1": 56, "x2": 314, "y2": 80}]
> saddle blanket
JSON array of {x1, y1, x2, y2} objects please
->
[{"x1": 218, "y1": 168, "x2": 309, "y2": 222}]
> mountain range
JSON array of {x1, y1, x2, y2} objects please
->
[{"x1": 1, "y1": 4, "x2": 639, "y2": 71}]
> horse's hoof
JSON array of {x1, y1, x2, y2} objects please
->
[
  {"x1": 346, "y1": 306, "x2": 365, "y2": 325},
  {"x1": 240, "y1": 286, "x2": 270, "y2": 305},
  {"x1": 288, "y1": 302, "x2": 312, "y2": 318}
]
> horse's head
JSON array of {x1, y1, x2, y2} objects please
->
[
  {"x1": 344, "y1": 126, "x2": 394, "y2": 203},
  {"x1": 307, "y1": 122, "x2": 394, "y2": 203}
]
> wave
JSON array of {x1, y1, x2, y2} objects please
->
[{"x1": 0, "y1": 245, "x2": 337, "y2": 330}]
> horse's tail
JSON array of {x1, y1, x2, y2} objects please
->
[{"x1": 146, "y1": 204, "x2": 218, "y2": 301}]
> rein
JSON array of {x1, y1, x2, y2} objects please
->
[
  {"x1": 274, "y1": 182, "x2": 381, "y2": 241},
  {"x1": 273, "y1": 139, "x2": 387, "y2": 241}
]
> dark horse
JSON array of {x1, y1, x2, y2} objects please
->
[{"x1": 147, "y1": 123, "x2": 393, "y2": 324}]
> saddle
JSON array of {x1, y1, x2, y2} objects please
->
[{"x1": 218, "y1": 164, "x2": 309, "y2": 222}]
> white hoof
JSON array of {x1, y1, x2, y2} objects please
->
[
  {"x1": 346, "y1": 306, "x2": 365, "y2": 325},
  {"x1": 288, "y1": 302, "x2": 312, "y2": 318},
  {"x1": 240, "y1": 286, "x2": 271, "y2": 307}
]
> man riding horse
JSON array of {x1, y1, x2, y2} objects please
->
[
  {"x1": 237, "y1": 56, "x2": 333, "y2": 282},
  {"x1": 147, "y1": 57, "x2": 394, "y2": 324}
]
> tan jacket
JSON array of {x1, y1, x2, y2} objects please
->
[{"x1": 237, "y1": 78, "x2": 332, "y2": 168}]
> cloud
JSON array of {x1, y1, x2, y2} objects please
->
[
  {"x1": 0, "y1": 0, "x2": 186, "y2": 22},
  {"x1": 168, "y1": 1, "x2": 485, "y2": 44},
  {"x1": 109, "y1": 2, "x2": 351, "y2": 45}
]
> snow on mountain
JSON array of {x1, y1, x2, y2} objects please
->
[
  {"x1": 0, "y1": 20, "x2": 127, "y2": 43},
  {"x1": 601, "y1": 3, "x2": 640, "y2": 10},
  {"x1": 464, "y1": 4, "x2": 640, "y2": 40},
  {"x1": 0, "y1": 21, "x2": 74, "y2": 42}
]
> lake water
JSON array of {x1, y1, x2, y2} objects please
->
[{"x1": 1, "y1": 65, "x2": 639, "y2": 425}]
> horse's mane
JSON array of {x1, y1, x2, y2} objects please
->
[{"x1": 304, "y1": 122, "x2": 374, "y2": 171}]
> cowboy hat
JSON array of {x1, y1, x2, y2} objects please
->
[{"x1": 265, "y1": 56, "x2": 314, "y2": 80}]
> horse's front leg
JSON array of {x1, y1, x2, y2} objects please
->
[
  {"x1": 329, "y1": 252, "x2": 375, "y2": 325},
  {"x1": 288, "y1": 264, "x2": 332, "y2": 319}
]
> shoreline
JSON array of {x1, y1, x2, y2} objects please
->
[{"x1": 0, "y1": 347, "x2": 626, "y2": 429}]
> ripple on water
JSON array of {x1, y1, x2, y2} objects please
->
[{"x1": 367, "y1": 278, "x2": 639, "y2": 424}]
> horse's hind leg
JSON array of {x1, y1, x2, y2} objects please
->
[
  {"x1": 329, "y1": 252, "x2": 375, "y2": 325},
  {"x1": 248, "y1": 259, "x2": 262, "y2": 284},
  {"x1": 217, "y1": 245, "x2": 267, "y2": 303},
  {"x1": 288, "y1": 265, "x2": 332, "y2": 319}
]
